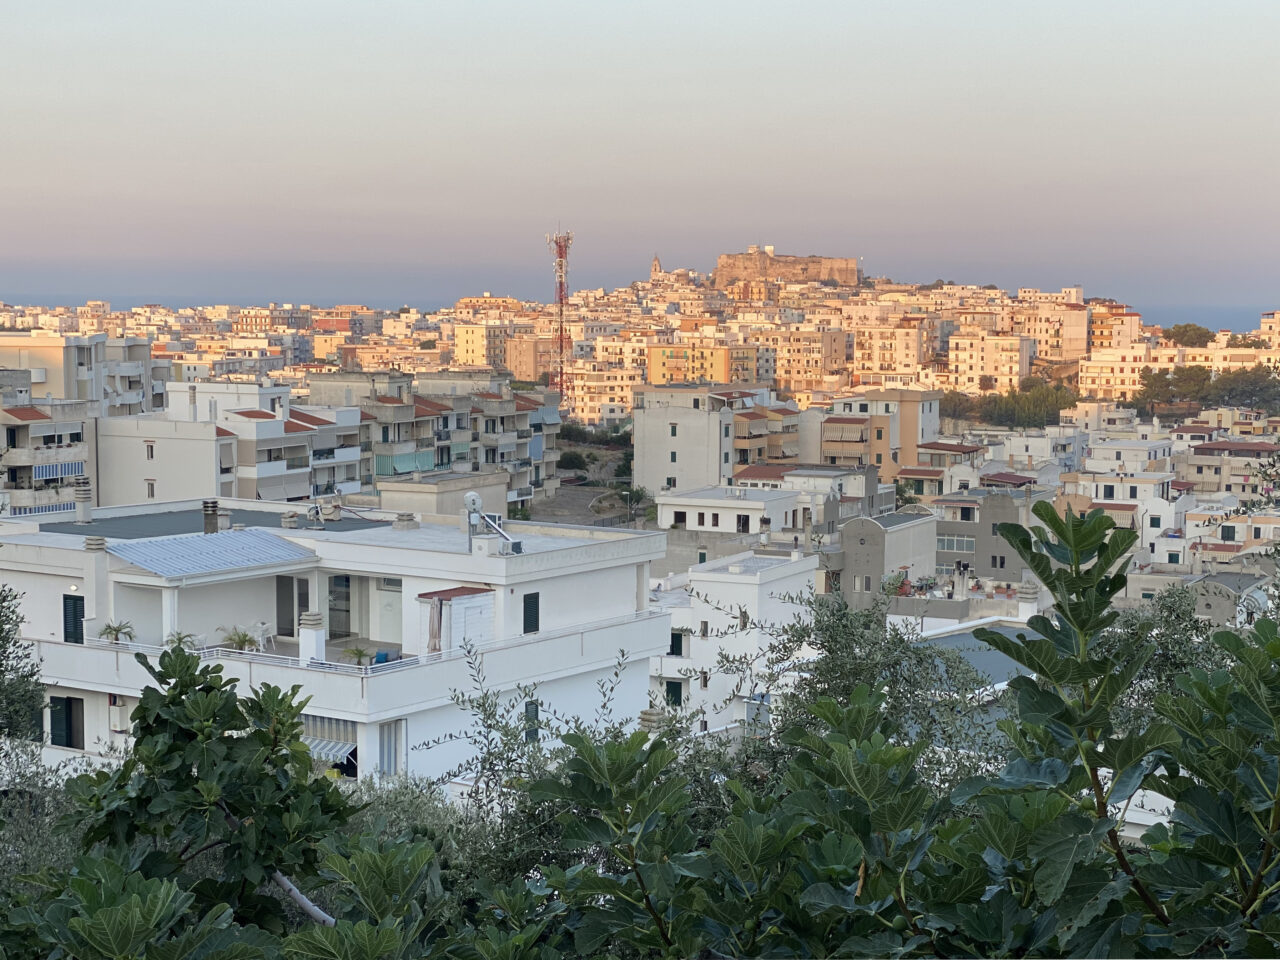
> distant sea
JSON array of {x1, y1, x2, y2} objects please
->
[{"x1": 1139, "y1": 304, "x2": 1273, "y2": 333}]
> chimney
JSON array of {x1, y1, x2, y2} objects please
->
[
  {"x1": 202, "y1": 499, "x2": 218, "y2": 534},
  {"x1": 392, "y1": 512, "x2": 420, "y2": 530},
  {"x1": 297, "y1": 609, "x2": 326, "y2": 664},
  {"x1": 217, "y1": 507, "x2": 232, "y2": 531},
  {"x1": 188, "y1": 384, "x2": 197, "y2": 422},
  {"x1": 73, "y1": 477, "x2": 93, "y2": 523},
  {"x1": 280, "y1": 511, "x2": 298, "y2": 529}
]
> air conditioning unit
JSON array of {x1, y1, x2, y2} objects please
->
[{"x1": 108, "y1": 694, "x2": 129, "y2": 733}]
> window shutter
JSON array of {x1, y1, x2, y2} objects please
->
[
  {"x1": 63, "y1": 595, "x2": 84, "y2": 644},
  {"x1": 522, "y1": 592, "x2": 540, "y2": 634}
]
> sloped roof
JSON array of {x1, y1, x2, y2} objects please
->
[
  {"x1": 289, "y1": 409, "x2": 333, "y2": 426},
  {"x1": 215, "y1": 427, "x2": 235, "y2": 438},
  {"x1": 919, "y1": 441, "x2": 984, "y2": 454},
  {"x1": 232, "y1": 409, "x2": 275, "y2": 419},
  {"x1": 106, "y1": 529, "x2": 314, "y2": 578},
  {"x1": 417, "y1": 585, "x2": 492, "y2": 601},
  {"x1": 982, "y1": 472, "x2": 1036, "y2": 486},
  {"x1": 2, "y1": 407, "x2": 51, "y2": 421},
  {"x1": 734, "y1": 464, "x2": 796, "y2": 481},
  {"x1": 283, "y1": 420, "x2": 313, "y2": 433},
  {"x1": 898, "y1": 467, "x2": 944, "y2": 478}
]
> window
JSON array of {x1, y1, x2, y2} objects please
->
[
  {"x1": 669, "y1": 631, "x2": 684, "y2": 656},
  {"x1": 697, "y1": 512, "x2": 705, "y2": 526},
  {"x1": 1148, "y1": 515, "x2": 1162, "y2": 529},
  {"x1": 700, "y1": 671, "x2": 709, "y2": 690},
  {"x1": 699, "y1": 719, "x2": 709, "y2": 732},
  {"x1": 48, "y1": 696, "x2": 84, "y2": 749},
  {"x1": 1102, "y1": 484, "x2": 1115, "y2": 499},
  {"x1": 1129, "y1": 486, "x2": 1138, "y2": 499},
  {"x1": 522, "y1": 592, "x2": 540, "y2": 633},
  {"x1": 936, "y1": 536, "x2": 976, "y2": 552},
  {"x1": 665, "y1": 680, "x2": 683, "y2": 707},
  {"x1": 736, "y1": 514, "x2": 749, "y2": 533},
  {"x1": 1256, "y1": 527, "x2": 1264, "y2": 539},
  {"x1": 875, "y1": 428, "x2": 883, "y2": 440},
  {"x1": 875, "y1": 453, "x2": 882, "y2": 465},
  {"x1": 992, "y1": 556, "x2": 998, "y2": 568},
  {"x1": 63, "y1": 594, "x2": 84, "y2": 644},
  {"x1": 145, "y1": 480, "x2": 155, "y2": 499},
  {"x1": 1196, "y1": 465, "x2": 1204, "y2": 474},
  {"x1": 711, "y1": 513, "x2": 719, "y2": 528},
  {"x1": 723, "y1": 424, "x2": 729, "y2": 438},
  {"x1": 524, "y1": 701, "x2": 540, "y2": 743},
  {"x1": 145, "y1": 442, "x2": 155, "y2": 460},
  {"x1": 670, "y1": 451, "x2": 677, "y2": 463},
  {"x1": 692, "y1": 398, "x2": 700, "y2": 410},
  {"x1": 1221, "y1": 525, "x2": 1236, "y2": 542},
  {"x1": 959, "y1": 507, "x2": 974, "y2": 522},
  {"x1": 669, "y1": 424, "x2": 677, "y2": 437},
  {"x1": 666, "y1": 477, "x2": 676, "y2": 488},
  {"x1": 699, "y1": 620, "x2": 708, "y2": 637},
  {"x1": 863, "y1": 576, "x2": 872, "y2": 592},
  {"x1": 998, "y1": 555, "x2": 1006, "y2": 569},
  {"x1": 378, "y1": 577, "x2": 402, "y2": 591},
  {"x1": 723, "y1": 452, "x2": 729, "y2": 464},
  {"x1": 1167, "y1": 552, "x2": 1180, "y2": 564},
  {"x1": 991, "y1": 523, "x2": 999, "y2": 536}
]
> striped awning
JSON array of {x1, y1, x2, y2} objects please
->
[{"x1": 301, "y1": 736, "x2": 356, "y2": 764}]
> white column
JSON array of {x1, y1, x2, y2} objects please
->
[
  {"x1": 160, "y1": 587, "x2": 180, "y2": 642},
  {"x1": 356, "y1": 722, "x2": 380, "y2": 779}
]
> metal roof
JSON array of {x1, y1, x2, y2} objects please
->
[{"x1": 106, "y1": 528, "x2": 315, "y2": 578}]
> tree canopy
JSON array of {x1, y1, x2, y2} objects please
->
[
  {"x1": 7, "y1": 510, "x2": 1280, "y2": 955},
  {"x1": 940, "y1": 381, "x2": 1078, "y2": 428},
  {"x1": 1164, "y1": 323, "x2": 1216, "y2": 347}
]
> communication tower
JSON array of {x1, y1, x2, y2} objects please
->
[{"x1": 546, "y1": 229, "x2": 573, "y2": 401}]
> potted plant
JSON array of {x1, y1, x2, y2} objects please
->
[
  {"x1": 342, "y1": 646, "x2": 372, "y2": 666},
  {"x1": 165, "y1": 630, "x2": 199, "y2": 650},
  {"x1": 218, "y1": 625, "x2": 259, "y2": 651},
  {"x1": 99, "y1": 620, "x2": 135, "y2": 644}
]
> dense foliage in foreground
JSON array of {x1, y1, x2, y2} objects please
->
[{"x1": 4, "y1": 505, "x2": 1280, "y2": 956}]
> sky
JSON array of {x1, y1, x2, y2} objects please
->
[{"x1": 1, "y1": 0, "x2": 1276, "y2": 329}]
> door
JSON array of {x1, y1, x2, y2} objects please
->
[{"x1": 328, "y1": 575, "x2": 352, "y2": 639}]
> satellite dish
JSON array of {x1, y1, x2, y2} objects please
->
[{"x1": 463, "y1": 491, "x2": 483, "y2": 512}]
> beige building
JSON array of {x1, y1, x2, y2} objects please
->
[
  {"x1": 946, "y1": 328, "x2": 1035, "y2": 393},
  {"x1": 0, "y1": 332, "x2": 169, "y2": 416}
]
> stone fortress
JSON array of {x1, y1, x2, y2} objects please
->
[{"x1": 712, "y1": 244, "x2": 862, "y2": 288}]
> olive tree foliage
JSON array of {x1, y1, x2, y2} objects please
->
[
  {"x1": 0, "y1": 584, "x2": 43, "y2": 740},
  {"x1": 12, "y1": 507, "x2": 1280, "y2": 955},
  {"x1": 703, "y1": 585, "x2": 1012, "y2": 791}
]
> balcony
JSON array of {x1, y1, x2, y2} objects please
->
[
  {"x1": 480, "y1": 430, "x2": 517, "y2": 446},
  {"x1": 312, "y1": 448, "x2": 337, "y2": 461},
  {"x1": 433, "y1": 429, "x2": 452, "y2": 443},
  {"x1": 516, "y1": 428, "x2": 533, "y2": 440},
  {"x1": 506, "y1": 485, "x2": 534, "y2": 502},
  {"x1": 32, "y1": 609, "x2": 667, "y2": 721},
  {"x1": 7, "y1": 485, "x2": 77, "y2": 509},
  {"x1": 1, "y1": 442, "x2": 88, "y2": 467}
]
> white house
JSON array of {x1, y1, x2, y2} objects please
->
[
  {"x1": 655, "y1": 485, "x2": 800, "y2": 536},
  {"x1": 651, "y1": 550, "x2": 817, "y2": 733},
  {"x1": 2, "y1": 498, "x2": 668, "y2": 779}
]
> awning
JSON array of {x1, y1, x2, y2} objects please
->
[
  {"x1": 256, "y1": 475, "x2": 286, "y2": 500},
  {"x1": 781, "y1": 440, "x2": 799, "y2": 456},
  {"x1": 281, "y1": 473, "x2": 311, "y2": 499},
  {"x1": 218, "y1": 443, "x2": 235, "y2": 468},
  {"x1": 301, "y1": 736, "x2": 356, "y2": 764}
]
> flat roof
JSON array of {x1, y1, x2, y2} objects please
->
[
  {"x1": 41, "y1": 506, "x2": 389, "y2": 540},
  {"x1": 874, "y1": 511, "x2": 931, "y2": 529},
  {"x1": 659, "y1": 486, "x2": 795, "y2": 503},
  {"x1": 695, "y1": 552, "x2": 802, "y2": 576}
]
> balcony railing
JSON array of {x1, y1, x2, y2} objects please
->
[
  {"x1": 312, "y1": 448, "x2": 336, "y2": 461},
  {"x1": 285, "y1": 456, "x2": 311, "y2": 470},
  {"x1": 516, "y1": 428, "x2": 532, "y2": 439}
]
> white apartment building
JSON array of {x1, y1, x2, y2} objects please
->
[
  {"x1": 7, "y1": 499, "x2": 669, "y2": 778},
  {"x1": 651, "y1": 550, "x2": 817, "y2": 731}
]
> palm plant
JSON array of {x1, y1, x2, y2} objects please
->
[
  {"x1": 218, "y1": 625, "x2": 259, "y2": 652},
  {"x1": 165, "y1": 630, "x2": 199, "y2": 651},
  {"x1": 98, "y1": 620, "x2": 135, "y2": 644},
  {"x1": 342, "y1": 646, "x2": 372, "y2": 666}
]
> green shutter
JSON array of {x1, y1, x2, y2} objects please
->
[
  {"x1": 522, "y1": 593, "x2": 540, "y2": 634},
  {"x1": 63, "y1": 595, "x2": 84, "y2": 644}
]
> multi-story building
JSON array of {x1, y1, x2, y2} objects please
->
[
  {"x1": 633, "y1": 384, "x2": 778, "y2": 494},
  {"x1": 747, "y1": 328, "x2": 846, "y2": 394},
  {"x1": 945, "y1": 328, "x2": 1035, "y2": 393},
  {"x1": 798, "y1": 388, "x2": 943, "y2": 481},
  {"x1": 1172, "y1": 440, "x2": 1280, "y2": 497},
  {"x1": 1, "y1": 498, "x2": 668, "y2": 777},
  {"x1": 645, "y1": 342, "x2": 757, "y2": 386},
  {"x1": 0, "y1": 332, "x2": 169, "y2": 416},
  {"x1": 0, "y1": 404, "x2": 91, "y2": 517}
]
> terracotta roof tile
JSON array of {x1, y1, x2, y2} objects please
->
[
  {"x1": 233, "y1": 409, "x2": 275, "y2": 419},
  {"x1": 288, "y1": 409, "x2": 333, "y2": 426},
  {"x1": 1, "y1": 407, "x2": 51, "y2": 421},
  {"x1": 283, "y1": 420, "x2": 314, "y2": 433},
  {"x1": 215, "y1": 427, "x2": 235, "y2": 438}
]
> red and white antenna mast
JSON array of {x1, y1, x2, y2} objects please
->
[{"x1": 546, "y1": 229, "x2": 573, "y2": 403}]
